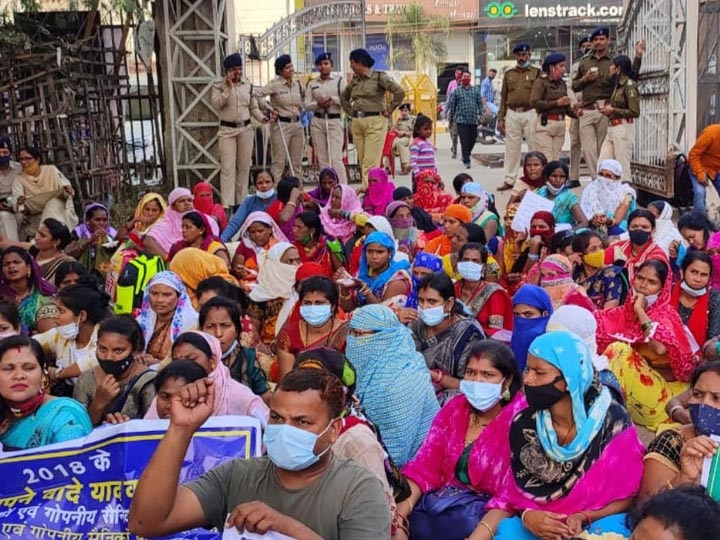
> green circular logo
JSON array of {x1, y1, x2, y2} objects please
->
[
  {"x1": 485, "y1": 1, "x2": 517, "y2": 18},
  {"x1": 501, "y1": 1, "x2": 518, "y2": 17}
]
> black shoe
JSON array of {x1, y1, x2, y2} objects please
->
[
  {"x1": 464, "y1": 161, "x2": 471, "y2": 169},
  {"x1": 567, "y1": 180, "x2": 581, "y2": 189}
]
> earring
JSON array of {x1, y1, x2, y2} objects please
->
[{"x1": 502, "y1": 387, "x2": 511, "y2": 401}]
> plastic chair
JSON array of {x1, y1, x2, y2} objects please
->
[{"x1": 380, "y1": 131, "x2": 398, "y2": 177}]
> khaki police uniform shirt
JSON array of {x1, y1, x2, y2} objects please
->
[
  {"x1": 259, "y1": 77, "x2": 304, "y2": 118},
  {"x1": 304, "y1": 75, "x2": 346, "y2": 115},
  {"x1": 211, "y1": 79, "x2": 265, "y2": 123},
  {"x1": 609, "y1": 76, "x2": 640, "y2": 119},
  {"x1": 393, "y1": 115, "x2": 415, "y2": 138},
  {"x1": 572, "y1": 53, "x2": 642, "y2": 106},
  {"x1": 530, "y1": 75, "x2": 576, "y2": 116},
  {"x1": 341, "y1": 69, "x2": 405, "y2": 115},
  {"x1": 498, "y1": 66, "x2": 541, "y2": 123}
]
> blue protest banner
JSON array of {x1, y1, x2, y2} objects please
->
[{"x1": 0, "y1": 416, "x2": 262, "y2": 539}]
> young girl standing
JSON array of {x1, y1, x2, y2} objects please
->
[{"x1": 409, "y1": 114, "x2": 436, "y2": 178}]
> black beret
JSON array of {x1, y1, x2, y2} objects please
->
[
  {"x1": 223, "y1": 53, "x2": 242, "y2": 69},
  {"x1": 349, "y1": 48, "x2": 375, "y2": 68},
  {"x1": 274, "y1": 54, "x2": 293, "y2": 74},
  {"x1": 591, "y1": 26, "x2": 610, "y2": 39},
  {"x1": 512, "y1": 43, "x2": 530, "y2": 54},
  {"x1": 578, "y1": 34, "x2": 592, "y2": 47},
  {"x1": 315, "y1": 51, "x2": 332, "y2": 65},
  {"x1": 542, "y1": 52, "x2": 566, "y2": 71}
]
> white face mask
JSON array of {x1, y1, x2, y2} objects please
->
[
  {"x1": 56, "y1": 321, "x2": 79, "y2": 340},
  {"x1": 645, "y1": 293, "x2": 660, "y2": 307},
  {"x1": 457, "y1": 261, "x2": 484, "y2": 282},
  {"x1": 256, "y1": 188, "x2": 275, "y2": 200},
  {"x1": 546, "y1": 182, "x2": 564, "y2": 195}
]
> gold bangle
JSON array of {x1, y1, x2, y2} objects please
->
[
  {"x1": 477, "y1": 520, "x2": 495, "y2": 538},
  {"x1": 521, "y1": 509, "x2": 532, "y2": 528}
]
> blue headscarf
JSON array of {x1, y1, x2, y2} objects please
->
[
  {"x1": 406, "y1": 252, "x2": 443, "y2": 308},
  {"x1": 346, "y1": 305, "x2": 438, "y2": 465},
  {"x1": 510, "y1": 285, "x2": 553, "y2": 371},
  {"x1": 358, "y1": 231, "x2": 411, "y2": 299},
  {"x1": 528, "y1": 331, "x2": 612, "y2": 461}
]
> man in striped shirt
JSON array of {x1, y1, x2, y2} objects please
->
[{"x1": 446, "y1": 71, "x2": 484, "y2": 169}]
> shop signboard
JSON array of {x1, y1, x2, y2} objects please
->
[{"x1": 479, "y1": 0, "x2": 623, "y2": 26}]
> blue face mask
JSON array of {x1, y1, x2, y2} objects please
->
[
  {"x1": 457, "y1": 261, "x2": 483, "y2": 282},
  {"x1": 518, "y1": 60, "x2": 531, "y2": 68},
  {"x1": 460, "y1": 379, "x2": 505, "y2": 412},
  {"x1": 263, "y1": 420, "x2": 334, "y2": 471},
  {"x1": 256, "y1": 188, "x2": 275, "y2": 200},
  {"x1": 681, "y1": 280, "x2": 707, "y2": 298},
  {"x1": 690, "y1": 403, "x2": 720, "y2": 436},
  {"x1": 419, "y1": 305, "x2": 448, "y2": 327},
  {"x1": 300, "y1": 304, "x2": 332, "y2": 327},
  {"x1": 0, "y1": 155, "x2": 10, "y2": 168}
]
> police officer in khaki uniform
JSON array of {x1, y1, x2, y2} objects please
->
[
  {"x1": 497, "y1": 43, "x2": 541, "y2": 191},
  {"x1": 341, "y1": 48, "x2": 405, "y2": 185},
  {"x1": 572, "y1": 27, "x2": 644, "y2": 181},
  {"x1": 598, "y1": 55, "x2": 641, "y2": 183},
  {"x1": 259, "y1": 55, "x2": 305, "y2": 183},
  {"x1": 305, "y1": 52, "x2": 348, "y2": 184},
  {"x1": 211, "y1": 53, "x2": 266, "y2": 207},
  {"x1": 391, "y1": 103, "x2": 415, "y2": 175},
  {"x1": 530, "y1": 53, "x2": 581, "y2": 162},
  {"x1": 567, "y1": 35, "x2": 594, "y2": 188}
]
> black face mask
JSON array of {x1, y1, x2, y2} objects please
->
[
  {"x1": 98, "y1": 355, "x2": 134, "y2": 376},
  {"x1": 525, "y1": 375, "x2": 566, "y2": 411},
  {"x1": 628, "y1": 229, "x2": 651, "y2": 246}
]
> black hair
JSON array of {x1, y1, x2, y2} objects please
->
[
  {"x1": 691, "y1": 360, "x2": 720, "y2": 388},
  {"x1": 172, "y1": 332, "x2": 213, "y2": 360},
  {"x1": 458, "y1": 242, "x2": 488, "y2": 264},
  {"x1": 682, "y1": 250, "x2": 713, "y2": 276},
  {"x1": 460, "y1": 222, "x2": 487, "y2": 245},
  {"x1": 299, "y1": 276, "x2": 339, "y2": 309},
  {"x1": 628, "y1": 485, "x2": 720, "y2": 540},
  {"x1": 572, "y1": 230, "x2": 604, "y2": 254},
  {"x1": 54, "y1": 261, "x2": 88, "y2": 288},
  {"x1": 154, "y1": 359, "x2": 207, "y2": 393},
  {"x1": 0, "y1": 335, "x2": 46, "y2": 368},
  {"x1": 98, "y1": 316, "x2": 145, "y2": 352},
  {"x1": 0, "y1": 301, "x2": 20, "y2": 331},
  {"x1": 296, "y1": 211, "x2": 323, "y2": 241},
  {"x1": 196, "y1": 276, "x2": 248, "y2": 311},
  {"x1": 412, "y1": 114, "x2": 433, "y2": 138},
  {"x1": 637, "y1": 259, "x2": 669, "y2": 287},
  {"x1": 199, "y1": 296, "x2": 242, "y2": 338},
  {"x1": 85, "y1": 204, "x2": 108, "y2": 222},
  {"x1": 452, "y1": 173, "x2": 473, "y2": 196},
  {"x1": 393, "y1": 186, "x2": 413, "y2": 201},
  {"x1": 678, "y1": 211, "x2": 713, "y2": 241},
  {"x1": 182, "y1": 211, "x2": 207, "y2": 231},
  {"x1": 549, "y1": 230, "x2": 575, "y2": 254},
  {"x1": 57, "y1": 283, "x2": 111, "y2": 324},
  {"x1": 276, "y1": 368, "x2": 345, "y2": 419},
  {"x1": 252, "y1": 169, "x2": 273, "y2": 186},
  {"x1": 544, "y1": 160, "x2": 569, "y2": 179},
  {"x1": 628, "y1": 208, "x2": 656, "y2": 230},
  {"x1": 524, "y1": 151, "x2": 548, "y2": 167},
  {"x1": 417, "y1": 272, "x2": 464, "y2": 315},
  {"x1": 42, "y1": 218, "x2": 71, "y2": 249},
  {"x1": 2, "y1": 245, "x2": 33, "y2": 270},
  {"x1": 467, "y1": 340, "x2": 522, "y2": 398},
  {"x1": 294, "y1": 347, "x2": 357, "y2": 403},
  {"x1": 612, "y1": 54, "x2": 634, "y2": 77},
  {"x1": 648, "y1": 200, "x2": 665, "y2": 215},
  {"x1": 18, "y1": 146, "x2": 42, "y2": 163},
  {"x1": 277, "y1": 177, "x2": 300, "y2": 203}
]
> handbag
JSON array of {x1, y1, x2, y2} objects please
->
[{"x1": 408, "y1": 485, "x2": 489, "y2": 540}]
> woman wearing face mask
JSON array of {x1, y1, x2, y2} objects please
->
[
  {"x1": 580, "y1": 159, "x2": 636, "y2": 236},
  {"x1": 199, "y1": 297, "x2": 270, "y2": 402},
  {"x1": 152, "y1": 359, "x2": 207, "y2": 420},
  {"x1": 221, "y1": 170, "x2": 277, "y2": 243},
  {"x1": 321, "y1": 184, "x2": 363, "y2": 246},
  {"x1": 0, "y1": 336, "x2": 91, "y2": 450},
  {"x1": 36, "y1": 282, "x2": 111, "y2": 395},
  {"x1": 74, "y1": 316, "x2": 157, "y2": 426},
  {"x1": 508, "y1": 151, "x2": 548, "y2": 204},
  {"x1": 276, "y1": 276, "x2": 348, "y2": 381},
  {"x1": 350, "y1": 231, "x2": 411, "y2": 306},
  {"x1": 424, "y1": 204, "x2": 472, "y2": 257},
  {"x1": 292, "y1": 211, "x2": 342, "y2": 276},
  {"x1": 167, "y1": 211, "x2": 230, "y2": 267},
  {"x1": 144, "y1": 331, "x2": 268, "y2": 424},
  {"x1": 494, "y1": 331, "x2": 644, "y2": 540},
  {"x1": 399, "y1": 341, "x2": 525, "y2": 540},
  {"x1": 136, "y1": 271, "x2": 199, "y2": 363},
  {"x1": 596, "y1": 259, "x2": 697, "y2": 431},
  {"x1": 386, "y1": 200, "x2": 420, "y2": 259},
  {"x1": 230, "y1": 211, "x2": 287, "y2": 288},
  {"x1": 444, "y1": 222, "x2": 486, "y2": 280},
  {"x1": 454, "y1": 242, "x2": 513, "y2": 337},
  {"x1": 460, "y1": 182, "x2": 502, "y2": 242},
  {"x1": 640, "y1": 361, "x2": 720, "y2": 500},
  {"x1": 535, "y1": 160, "x2": 588, "y2": 228},
  {"x1": 671, "y1": 252, "x2": 720, "y2": 357},
  {"x1": 346, "y1": 304, "x2": 439, "y2": 466},
  {"x1": 538, "y1": 254, "x2": 595, "y2": 311},
  {"x1": 509, "y1": 284, "x2": 553, "y2": 372},
  {"x1": 571, "y1": 231, "x2": 626, "y2": 310},
  {"x1": 410, "y1": 272, "x2": 485, "y2": 405},
  {"x1": 606, "y1": 208, "x2": 668, "y2": 283}
]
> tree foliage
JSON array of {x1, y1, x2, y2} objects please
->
[{"x1": 386, "y1": 2, "x2": 450, "y2": 73}]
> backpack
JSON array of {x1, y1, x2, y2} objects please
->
[{"x1": 114, "y1": 253, "x2": 165, "y2": 316}]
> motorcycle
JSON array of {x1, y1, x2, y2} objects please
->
[{"x1": 476, "y1": 113, "x2": 498, "y2": 145}]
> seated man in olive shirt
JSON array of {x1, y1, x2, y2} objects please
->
[{"x1": 129, "y1": 369, "x2": 391, "y2": 539}]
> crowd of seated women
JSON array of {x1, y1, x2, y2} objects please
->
[{"x1": 2, "y1": 158, "x2": 720, "y2": 540}]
